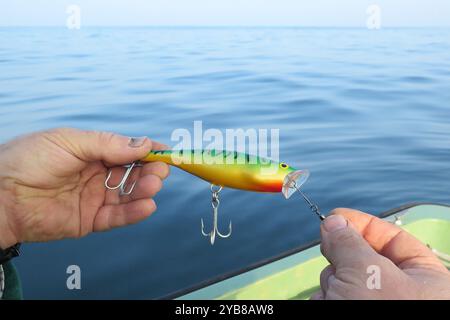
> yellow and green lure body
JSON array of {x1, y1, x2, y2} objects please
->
[
  {"x1": 142, "y1": 149, "x2": 309, "y2": 199},
  {"x1": 104, "y1": 149, "x2": 317, "y2": 245}
]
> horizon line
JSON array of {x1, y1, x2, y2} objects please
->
[{"x1": 1, "y1": 25, "x2": 450, "y2": 28}]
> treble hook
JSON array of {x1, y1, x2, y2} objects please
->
[
  {"x1": 201, "y1": 184, "x2": 232, "y2": 245},
  {"x1": 104, "y1": 161, "x2": 142, "y2": 196},
  {"x1": 293, "y1": 182, "x2": 325, "y2": 221}
]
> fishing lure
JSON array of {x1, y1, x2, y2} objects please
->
[{"x1": 105, "y1": 149, "x2": 324, "y2": 244}]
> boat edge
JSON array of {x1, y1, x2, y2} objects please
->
[{"x1": 159, "y1": 202, "x2": 450, "y2": 300}]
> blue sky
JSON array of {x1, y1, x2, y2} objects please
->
[{"x1": 1, "y1": 0, "x2": 449, "y2": 27}]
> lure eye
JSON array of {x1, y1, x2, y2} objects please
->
[{"x1": 279, "y1": 162, "x2": 289, "y2": 169}]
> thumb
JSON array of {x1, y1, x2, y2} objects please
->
[
  {"x1": 49, "y1": 128, "x2": 154, "y2": 166},
  {"x1": 320, "y1": 215, "x2": 381, "y2": 271}
]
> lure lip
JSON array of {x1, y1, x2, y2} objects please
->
[{"x1": 282, "y1": 169, "x2": 310, "y2": 199}]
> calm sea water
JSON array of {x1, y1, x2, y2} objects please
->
[{"x1": 1, "y1": 27, "x2": 450, "y2": 299}]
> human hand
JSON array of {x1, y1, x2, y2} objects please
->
[
  {"x1": 0, "y1": 128, "x2": 169, "y2": 248},
  {"x1": 312, "y1": 208, "x2": 450, "y2": 300}
]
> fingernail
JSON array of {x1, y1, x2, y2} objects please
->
[
  {"x1": 323, "y1": 215, "x2": 347, "y2": 232},
  {"x1": 128, "y1": 136, "x2": 147, "y2": 148}
]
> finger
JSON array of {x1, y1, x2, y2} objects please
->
[
  {"x1": 141, "y1": 162, "x2": 170, "y2": 180},
  {"x1": 94, "y1": 198, "x2": 157, "y2": 231},
  {"x1": 331, "y1": 208, "x2": 446, "y2": 271},
  {"x1": 151, "y1": 141, "x2": 170, "y2": 150},
  {"x1": 310, "y1": 291, "x2": 324, "y2": 300},
  {"x1": 320, "y1": 265, "x2": 335, "y2": 294},
  {"x1": 46, "y1": 128, "x2": 156, "y2": 166},
  {"x1": 320, "y1": 215, "x2": 380, "y2": 271}
]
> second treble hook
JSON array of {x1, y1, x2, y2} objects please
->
[{"x1": 201, "y1": 184, "x2": 232, "y2": 245}]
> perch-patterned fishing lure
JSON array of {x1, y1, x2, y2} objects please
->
[{"x1": 105, "y1": 149, "x2": 323, "y2": 245}]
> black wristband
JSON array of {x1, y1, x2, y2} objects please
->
[{"x1": 0, "y1": 243, "x2": 21, "y2": 265}]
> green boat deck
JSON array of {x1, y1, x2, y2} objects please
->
[{"x1": 176, "y1": 204, "x2": 450, "y2": 300}]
